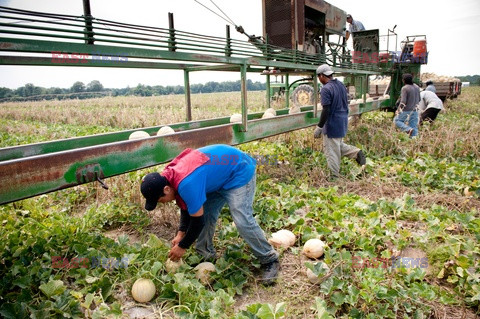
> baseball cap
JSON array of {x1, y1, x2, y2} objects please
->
[
  {"x1": 140, "y1": 172, "x2": 168, "y2": 211},
  {"x1": 346, "y1": 14, "x2": 352, "y2": 18},
  {"x1": 316, "y1": 64, "x2": 334, "y2": 76}
]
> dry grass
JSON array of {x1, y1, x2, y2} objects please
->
[{"x1": 0, "y1": 91, "x2": 269, "y2": 132}]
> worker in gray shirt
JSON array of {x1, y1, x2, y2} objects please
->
[
  {"x1": 346, "y1": 14, "x2": 365, "y2": 40},
  {"x1": 394, "y1": 74, "x2": 421, "y2": 138}
]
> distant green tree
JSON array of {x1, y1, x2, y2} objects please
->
[
  {"x1": 86, "y1": 80, "x2": 104, "y2": 92},
  {"x1": 24, "y1": 83, "x2": 35, "y2": 96},
  {"x1": 50, "y1": 87, "x2": 64, "y2": 94},
  {"x1": 133, "y1": 84, "x2": 152, "y2": 96},
  {"x1": 71, "y1": 81, "x2": 85, "y2": 93},
  {"x1": 14, "y1": 83, "x2": 43, "y2": 97},
  {"x1": 0, "y1": 87, "x2": 13, "y2": 99}
]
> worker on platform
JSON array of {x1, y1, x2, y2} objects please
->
[
  {"x1": 418, "y1": 90, "x2": 443, "y2": 125},
  {"x1": 394, "y1": 73, "x2": 421, "y2": 138},
  {"x1": 140, "y1": 144, "x2": 280, "y2": 285},
  {"x1": 313, "y1": 64, "x2": 366, "y2": 179},
  {"x1": 345, "y1": 14, "x2": 365, "y2": 40},
  {"x1": 424, "y1": 80, "x2": 436, "y2": 93}
]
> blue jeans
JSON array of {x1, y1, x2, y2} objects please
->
[
  {"x1": 195, "y1": 175, "x2": 278, "y2": 264},
  {"x1": 394, "y1": 111, "x2": 418, "y2": 137}
]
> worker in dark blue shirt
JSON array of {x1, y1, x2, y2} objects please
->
[{"x1": 313, "y1": 64, "x2": 366, "y2": 179}]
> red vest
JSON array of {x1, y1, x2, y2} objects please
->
[{"x1": 161, "y1": 148, "x2": 209, "y2": 210}]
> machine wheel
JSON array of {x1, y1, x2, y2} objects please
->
[{"x1": 292, "y1": 84, "x2": 314, "y2": 107}]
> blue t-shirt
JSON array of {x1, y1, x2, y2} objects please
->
[
  {"x1": 320, "y1": 79, "x2": 349, "y2": 138},
  {"x1": 177, "y1": 144, "x2": 256, "y2": 214}
]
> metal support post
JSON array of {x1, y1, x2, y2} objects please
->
[
  {"x1": 313, "y1": 73, "x2": 318, "y2": 117},
  {"x1": 184, "y1": 70, "x2": 192, "y2": 121},
  {"x1": 266, "y1": 74, "x2": 271, "y2": 108},
  {"x1": 284, "y1": 73, "x2": 290, "y2": 108},
  {"x1": 168, "y1": 13, "x2": 176, "y2": 52},
  {"x1": 225, "y1": 25, "x2": 232, "y2": 57},
  {"x1": 82, "y1": 0, "x2": 94, "y2": 44},
  {"x1": 240, "y1": 64, "x2": 248, "y2": 132}
]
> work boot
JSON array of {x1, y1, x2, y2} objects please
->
[
  {"x1": 355, "y1": 150, "x2": 366, "y2": 166},
  {"x1": 260, "y1": 259, "x2": 280, "y2": 286}
]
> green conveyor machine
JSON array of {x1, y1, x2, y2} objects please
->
[{"x1": 0, "y1": 0, "x2": 427, "y2": 204}]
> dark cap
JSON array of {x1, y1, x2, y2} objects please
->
[
  {"x1": 140, "y1": 172, "x2": 168, "y2": 211},
  {"x1": 402, "y1": 73, "x2": 413, "y2": 84},
  {"x1": 347, "y1": 14, "x2": 352, "y2": 18}
]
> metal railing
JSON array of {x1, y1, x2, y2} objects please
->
[{"x1": 0, "y1": 6, "x2": 381, "y2": 72}]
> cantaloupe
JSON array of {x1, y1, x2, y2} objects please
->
[
  {"x1": 157, "y1": 126, "x2": 175, "y2": 136},
  {"x1": 303, "y1": 239, "x2": 326, "y2": 259},
  {"x1": 289, "y1": 106, "x2": 301, "y2": 114},
  {"x1": 264, "y1": 108, "x2": 276, "y2": 116},
  {"x1": 262, "y1": 111, "x2": 275, "y2": 119},
  {"x1": 131, "y1": 278, "x2": 156, "y2": 303},
  {"x1": 194, "y1": 262, "x2": 216, "y2": 285},
  {"x1": 230, "y1": 113, "x2": 242, "y2": 123},
  {"x1": 268, "y1": 229, "x2": 296, "y2": 248},
  {"x1": 165, "y1": 258, "x2": 183, "y2": 273},
  {"x1": 129, "y1": 131, "x2": 150, "y2": 140}
]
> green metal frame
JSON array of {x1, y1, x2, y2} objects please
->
[{"x1": 0, "y1": 6, "x2": 423, "y2": 204}]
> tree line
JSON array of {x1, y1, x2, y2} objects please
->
[
  {"x1": 458, "y1": 75, "x2": 480, "y2": 85},
  {"x1": 0, "y1": 79, "x2": 266, "y2": 102}
]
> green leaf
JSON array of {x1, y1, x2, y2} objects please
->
[
  {"x1": 107, "y1": 302, "x2": 122, "y2": 315},
  {"x1": 274, "y1": 302, "x2": 286, "y2": 317},
  {"x1": 456, "y1": 267, "x2": 464, "y2": 278},
  {"x1": 256, "y1": 303, "x2": 275, "y2": 319},
  {"x1": 331, "y1": 291, "x2": 345, "y2": 306},
  {"x1": 70, "y1": 291, "x2": 83, "y2": 299},
  {"x1": 145, "y1": 233, "x2": 165, "y2": 249},
  {"x1": 39, "y1": 279, "x2": 66, "y2": 299},
  {"x1": 320, "y1": 277, "x2": 334, "y2": 295},
  {"x1": 81, "y1": 293, "x2": 94, "y2": 309},
  {"x1": 12, "y1": 276, "x2": 31, "y2": 289},
  {"x1": 151, "y1": 261, "x2": 162, "y2": 276},
  {"x1": 312, "y1": 298, "x2": 334, "y2": 319},
  {"x1": 86, "y1": 275, "x2": 99, "y2": 284},
  {"x1": 437, "y1": 268, "x2": 445, "y2": 279}
]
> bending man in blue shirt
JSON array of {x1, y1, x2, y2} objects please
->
[{"x1": 140, "y1": 144, "x2": 279, "y2": 285}]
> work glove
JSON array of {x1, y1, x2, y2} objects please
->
[{"x1": 313, "y1": 126, "x2": 322, "y2": 139}]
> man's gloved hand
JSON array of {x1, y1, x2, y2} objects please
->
[{"x1": 313, "y1": 126, "x2": 322, "y2": 139}]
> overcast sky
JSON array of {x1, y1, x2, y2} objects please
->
[{"x1": 0, "y1": 0, "x2": 479, "y2": 89}]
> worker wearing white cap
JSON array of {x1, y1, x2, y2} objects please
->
[
  {"x1": 346, "y1": 14, "x2": 365, "y2": 40},
  {"x1": 313, "y1": 64, "x2": 366, "y2": 179}
]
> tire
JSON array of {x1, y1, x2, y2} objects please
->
[{"x1": 292, "y1": 84, "x2": 314, "y2": 107}]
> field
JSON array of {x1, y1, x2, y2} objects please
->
[{"x1": 0, "y1": 88, "x2": 479, "y2": 318}]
